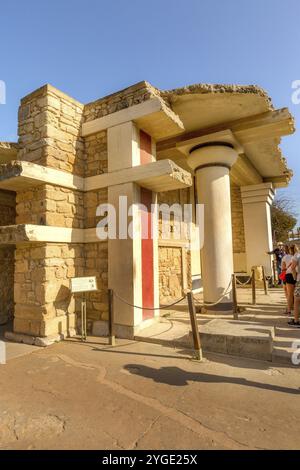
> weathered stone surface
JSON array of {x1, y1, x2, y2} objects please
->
[
  {"x1": 18, "y1": 85, "x2": 85, "y2": 176},
  {"x1": 197, "y1": 319, "x2": 274, "y2": 361},
  {"x1": 231, "y1": 184, "x2": 246, "y2": 254}
]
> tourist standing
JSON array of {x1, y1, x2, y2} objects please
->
[
  {"x1": 282, "y1": 245, "x2": 297, "y2": 316},
  {"x1": 288, "y1": 246, "x2": 300, "y2": 328}
]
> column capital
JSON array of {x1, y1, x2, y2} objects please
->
[
  {"x1": 241, "y1": 182, "x2": 275, "y2": 206},
  {"x1": 187, "y1": 143, "x2": 238, "y2": 172}
]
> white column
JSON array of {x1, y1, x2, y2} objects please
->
[
  {"x1": 241, "y1": 183, "x2": 275, "y2": 276},
  {"x1": 187, "y1": 144, "x2": 238, "y2": 313}
]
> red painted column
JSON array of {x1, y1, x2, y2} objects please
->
[
  {"x1": 140, "y1": 129, "x2": 153, "y2": 164},
  {"x1": 141, "y1": 188, "x2": 154, "y2": 320},
  {"x1": 139, "y1": 130, "x2": 154, "y2": 320}
]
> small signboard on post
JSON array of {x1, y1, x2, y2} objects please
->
[
  {"x1": 71, "y1": 276, "x2": 98, "y2": 294},
  {"x1": 70, "y1": 277, "x2": 98, "y2": 341}
]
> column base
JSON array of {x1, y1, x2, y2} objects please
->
[
  {"x1": 92, "y1": 316, "x2": 159, "y2": 340},
  {"x1": 202, "y1": 301, "x2": 234, "y2": 315}
]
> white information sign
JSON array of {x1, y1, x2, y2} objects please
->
[{"x1": 71, "y1": 276, "x2": 98, "y2": 293}]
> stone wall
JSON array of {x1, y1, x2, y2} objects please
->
[
  {"x1": 83, "y1": 186, "x2": 108, "y2": 329},
  {"x1": 158, "y1": 188, "x2": 191, "y2": 301},
  {"x1": 158, "y1": 188, "x2": 190, "y2": 240},
  {"x1": 83, "y1": 81, "x2": 160, "y2": 122},
  {"x1": 0, "y1": 247, "x2": 15, "y2": 325},
  {"x1": 18, "y1": 85, "x2": 85, "y2": 176},
  {"x1": 0, "y1": 190, "x2": 15, "y2": 325},
  {"x1": 231, "y1": 184, "x2": 247, "y2": 272},
  {"x1": 13, "y1": 84, "x2": 112, "y2": 339},
  {"x1": 231, "y1": 184, "x2": 246, "y2": 254},
  {"x1": 84, "y1": 131, "x2": 108, "y2": 177},
  {"x1": 159, "y1": 247, "x2": 182, "y2": 302},
  {"x1": 16, "y1": 185, "x2": 84, "y2": 228},
  {"x1": 14, "y1": 243, "x2": 84, "y2": 337},
  {"x1": 9, "y1": 82, "x2": 188, "y2": 339},
  {"x1": 83, "y1": 242, "x2": 108, "y2": 333},
  {"x1": 84, "y1": 188, "x2": 108, "y2": 228}
]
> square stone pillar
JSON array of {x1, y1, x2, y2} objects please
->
[
  {"x1": 107, "y1": 122, "x2": 159, "y2": 338},
  {"x1": 241, "y1": 183, "x2": 275, "y2": 276}
]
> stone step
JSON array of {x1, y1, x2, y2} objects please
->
[{"x1": 136, "y1": 318, "x2": 276, "y2": 362}]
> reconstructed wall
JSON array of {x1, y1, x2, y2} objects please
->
[
  {"x1": 0, "y1": 190, "x2": 15, "y2": 325},
  {"x1": 83, "y1": 242, "x2": 108, "y2": 333},
  {"x1": 159, "y1": 246, "x2": 183, "y2": 301},
  {"x1": 18, "y1": 85, "x2": 85, "y2": 176},
  {"x1": 231, "y1": 184, "x2": 247, "y2": 272},
  {"x1": 14, "y1": 243, "x2": 84, "y2": 337},
  {"x1": 84, "y1": 131, "x2": 108, "y2": 177},
  {"x1": 83, "y1": 81, "x2": 159, "y2": 122},
  {"x1": 16, "y1": 185, "x2": 84, "y2": 228},
  {"x1": 11, "y1": 85, "x2": 109, "y2": 338},
  {"x1": 158, "y1": 188, "x2": 191, "y2": 301}
]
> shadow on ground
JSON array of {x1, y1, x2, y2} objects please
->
[{"x1": 123, "y1": 363, "x2": 300, "y2": 394}]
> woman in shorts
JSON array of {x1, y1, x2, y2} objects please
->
[
  {"x1": 281, "y1": 245, "x2": 291, "y2": 314},
  {"x1": 288, "y1": 246, "x2": 300, "y2": 328},
  {"x1": 282, "y1": 245, "x2": 297, "y2": 316}
]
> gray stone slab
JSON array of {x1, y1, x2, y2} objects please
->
[{"x1": 198, "y1": 319, "x2": 274, "y2": 361}]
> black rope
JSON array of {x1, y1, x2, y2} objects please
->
[{"x1": 113, "y1": 291, "x2": 186, "y2": 310}]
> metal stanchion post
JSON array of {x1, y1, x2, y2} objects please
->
[
  {"x1": 251, "y1": 267, "x2": 256, "y2": 305},
  {"x1": 108, "y1": 289, "x2": 115, "y2": 346},
  {"x1": 232, "y1": 273, "x2": 238, "y2": 320},
  {"x1": 187, "y1": 291, "x2": 202, "y2": 361}
]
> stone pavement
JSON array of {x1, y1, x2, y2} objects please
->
[
  {"x1": 135, "y1": 288, "x2": 300, "y2": 364},
  {"x1": 0, "y1": 323, "x2": 39, "y2": 361},
  {"x1": 0, "y1": 335, "x2": 300, "y2": 450}
]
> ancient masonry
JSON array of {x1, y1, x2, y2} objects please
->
[{"x1": 0, "y1": 80, "x2": 294, "y2": 344}]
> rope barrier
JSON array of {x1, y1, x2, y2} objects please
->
[
  {"x1": 113, "y1": 277, "x2": 233, "y2": 311},
  {"x1": 113, "y1": 291, "x2": 186, "y2": 310},
  {"x1": 235, "y1": 276, "x2": 252, "y2": 287},
  {"x1": 199, "y1": 277, "x2": 233, "y2": 307}
]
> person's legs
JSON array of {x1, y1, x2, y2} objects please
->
[
  {"x1": 286, "y1": 283, "x2": 295, "y2": 314},
  {"x1": 289, "y1": 282, "x2": 300, "y2": 326},
  {"x1": 283, "y1": 282, "x2": 288, "y2": 312},
  {"x1": 277, "y1": 265, "x2": 282, "y2": 285},
  {"x1": 294, "y1": 293, "x2": 300, "y2": 323}
]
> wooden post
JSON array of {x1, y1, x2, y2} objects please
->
[
  {"x1": 262, "y1": 266, "x2": 268, "y2": 295},
  {"x1": 108, "y1": 289, "x2": 115, "y2": 346},
  {"x1": 187, "y1": 291, "x2": 202, "y2": 361},
  {"x1": 251, "y1": 267, "x2": 256, "y2": 305},
  {"x1": 232, "y1": 274, "x2": 238, "y2": 320}
]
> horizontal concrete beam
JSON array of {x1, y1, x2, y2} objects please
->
[
  {"x1": 0, "y1": 224, "x2": 101, "y2": 245},
  {"x1": 230, "y1": 154, "x2": 263, "y2": 186},
  {"x1": 0, "y1": 161, "x2": 84, "y2": 191},
  {"x1": 0, "y1": 159, "x2": 192, "y2": 193},
  {"x1": 263, "y1": 175, "x2": 291, "y2": 188},
  {"x1": 157, "y1": 108, "x2": 294, "y2": 153},
  {"x1": 0, "y1": 225, "x2": 195, "y2": 246},
  {"x1": 81, "y1": 98, "x2": 184, "y2": 140},
  {"x1": 86, "y1": 159, "x2": 192, "y2": 192}
]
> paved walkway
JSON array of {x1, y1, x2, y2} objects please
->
[
  {"x1": 0, "y1": 323, "x2": 39, "y2": 361},
  {"x1": 136, "y1": 288, "x2": 300, "y2": 364},
  {"x1": 0, "y1": 337, "x2": 299, "y2": 450}
]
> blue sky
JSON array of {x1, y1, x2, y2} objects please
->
[{"x1": 0, "y1": 0, "x2": 299, "y2": 223}]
